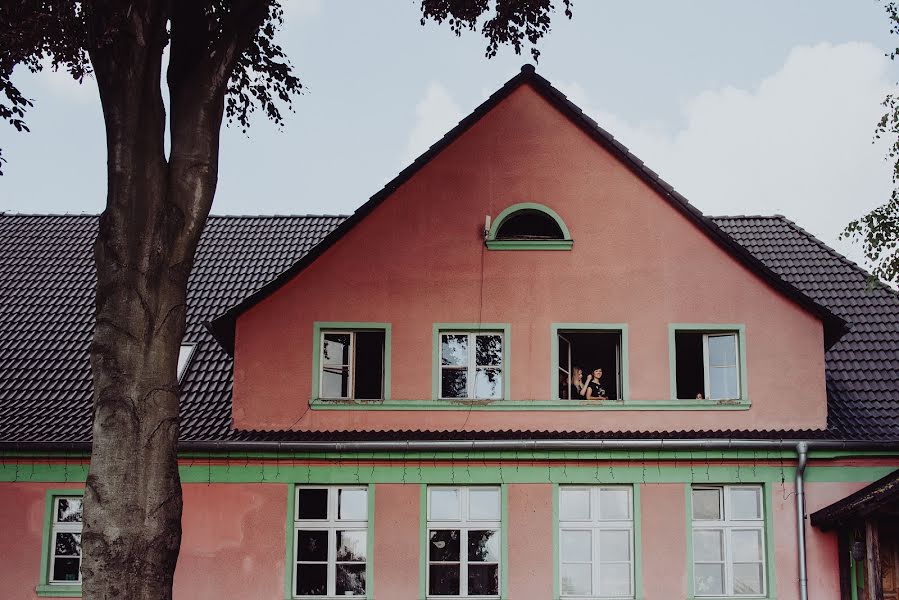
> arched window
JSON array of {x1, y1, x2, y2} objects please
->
[{"x1": 486, "y1": 202, "x2": 573, "y2": 250}]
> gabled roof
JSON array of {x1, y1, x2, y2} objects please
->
[
  {"x1": 207, "y1": 65, "x2": 846, "y2": 353},
  {"x1": 0, "y1": 213, "x2": 895, "y2": 444}
]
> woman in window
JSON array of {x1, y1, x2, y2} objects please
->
[
  {"x1": 584, "y1": 367, "x2": 608, "y2": 400},
  {"x1": 571, "y1": 366, "x2": 587, "y2": 399}
]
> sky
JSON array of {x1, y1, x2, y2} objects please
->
[{"x1": 2, "y1": 1, "x2": 897, "y2": 266}]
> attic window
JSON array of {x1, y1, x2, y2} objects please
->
[
  {"x1": 486, "y1": 202, "x2": 573, "y2": 250},
  {"x1": 177, "y1": 344, "x2": 195, "y2": 383}
]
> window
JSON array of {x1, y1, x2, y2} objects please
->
[
  {"x1": 319, "y1": 330, "x2": 386, "y2": 400},
  {"x1": 558, "y1": 486, "x2": 634, "y2": 598},
  {"x1": 427, "y1": 487, "x2": 502, "y2": 597},
  {"x1": 439, "y1": 332, "x2": 504, "y2": 400},
  {"x1": 674, "y1": 331, "x2": 741, "y2": 400},
  {"x1": 177, "y1": 343, "x2": 195, "y2": 382},
  {"x1": 691, "y1": 485, "x2": 766, "y2": 597},
  {"x1": 292, "y1": 486, "x2": 368, "y2": 597},
  {"x1": 556, "y1": 329, "x2": 624, "y2": 400},
  {"x1": 49, "y1": 496, "x2": 83, "y2": 584},
  {"x1": 486, "y1": 203, "x2": 573, "y2": 250}
]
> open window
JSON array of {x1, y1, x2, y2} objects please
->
[
  {"x1": 319, "y1": 330, "x2": 386, "y2": 400},
  {"x1": 177, "y1": 343, "x2": 195, "y2": 383},
  {"x1": 674, "y1": 331, "x2": 741, "y2": 400},
  {"x1": 556, "y1": 330, "x2": 622, "y2": 400},
  {"x1": 486, "y1": 203, "x2": 573, "y2": 250}
]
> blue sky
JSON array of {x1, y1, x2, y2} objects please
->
[{"x1": 2, "y1": 1, "x2": 896, "y2": 265}]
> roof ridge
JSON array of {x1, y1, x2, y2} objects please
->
[
  {"x1": 0, "y1": 212, "x2": 98, "y2": 218},
  {"x1": 0, "y1": 212, "x2": 351, "y2": 220}
]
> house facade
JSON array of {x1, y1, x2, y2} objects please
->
[{"x1": 1, "y1": 66, "x2": 898, "y2": 600}]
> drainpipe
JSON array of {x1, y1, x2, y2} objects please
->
[{"x1": 796, "y1": 441, "x2": 809, "y2": 600}]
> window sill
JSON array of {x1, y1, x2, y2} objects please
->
[
  {"x1": 36, "y1": 584, "x2": 81, "y2": 597},
  {"x1": 310, "y1": 398, "x2": 750, "y2": 411},
  {"x1": 485, "y1": 239, "x2": 573, "y2": 250}
]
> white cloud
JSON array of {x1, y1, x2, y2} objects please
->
[
  {"x1": 403, "y1": 82, "x2": 464, "y2": 165},
  {"x1": 559, "y1": 42, "x2": 894, "y2": 267}
]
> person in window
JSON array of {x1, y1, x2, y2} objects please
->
[
  {"x1": 584, "y1": 367, "x2": 607, "y2": 400},
  {"x1": 571, "y1": 366, "x2": 587, "y2": 399}
]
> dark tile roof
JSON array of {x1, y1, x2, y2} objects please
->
[{"x1": 0, "y1": 212, "x2": 896, "y2": 445}]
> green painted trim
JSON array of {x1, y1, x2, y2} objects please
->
[
  {"x1": 485, "y1": 239, "x2": 573, "y2": 251},
  {"x1": 501, "y1": 484, "x2": 509, "y2": 599},
  {"x1": 550, "y1": 323, "x2": 630, "y2": 402},
  {"x1": 309, "y1": 398, "x2": 751, "y2": 410},
  {"x1": 311, "y1": 322, "x2": 392, "y2": 402},
  {"x1": 38, "y1": 488, "x2": 84, "y2": 597},
  {"x1": 284, "y1": 484, "x2": 295, "y2": 600},
  {"x1": 4, "y1": 463, "x2": 898, "y2": 485},
  {"x1": 667, "y1": 324, "x2": 750, "y2": 404},
  {"x1": 487, "y1": 202, "x2": 573, "y2": 240},
  {"x1": 418, "y1": 484, "x2": 427, "y2": 600},
  {"x1": 431, "y1": 323, "x2": 512, "y2": 401},
  {"x1": 685, "y1": 483, "x2": 776, "y2": 599},
  {"x1": 551, "y1": 483, "x2": 560, "y2": 599},
  {"x1": 633, "y1": 484, "x2": 644, "y2": 600},
  {"x1": 367, "y1": 483, "x2": 375, "y2": 599}
]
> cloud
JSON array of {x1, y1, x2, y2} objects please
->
[
  {"x1": 558, "y1": 42, "x2": 894, "y2": 266},
  {"x1": 403, "y1": 82, "x2": 464, "y2": 165}
]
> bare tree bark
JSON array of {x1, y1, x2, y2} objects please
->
[{"x1": 81, "y1": 1, "x2": 269, "y2": 598}]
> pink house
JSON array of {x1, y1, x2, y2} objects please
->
[{"x1": 1, "y1": 65, "x2": 898, "y2": 600}]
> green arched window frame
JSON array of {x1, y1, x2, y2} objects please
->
[{"x1": 486, "y1": 202, "x2": 573, "y2": 250}]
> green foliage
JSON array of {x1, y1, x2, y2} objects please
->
[{"x1": 842, "y1": 1, "x2": 899, "y2": 284}]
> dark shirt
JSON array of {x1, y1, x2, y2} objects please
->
[{"x1": 586, "y1": 379, "x2": 606, "y2": 399}]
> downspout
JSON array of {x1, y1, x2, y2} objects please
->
[{"x1": 796, "y1": 441, "x2": 809, "y2": 600}]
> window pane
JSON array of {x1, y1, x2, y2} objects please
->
[
  {"x1": 730, "y1": 488, "x2": 762, "y2": 520},
  {"x1": 296, "y1": 563, "x2": 327, "y2": 596},
  {"x1": 709, "y1": 366, "x2": 738, "y2": 399},
  {"x1": 598, "y1": 530, "x2": 630, "y2": 562},
  {"x1": 296, "y1": 530, "x2": 328, "y2": 561},
  {"x1": 469, "y1": 488, "x2": 500, "y2": 520},
  {"x1": 693, "y1": 530, "x2": 724, "y2": 562},
  {"x1": 707, "y1": 334, "x2": 737, "y2": 367},
  {"x1": 297, "y1": 488, "x2": 328, "y2": 520},
  {"x1": 441, "y1": 335, "x2": 468, "y2": 366},
  {"x1": 598, "y1": 563, "x2": 631, "y2": 597},
  {"x1": 52, "y1": 557, "x2": 80, "y2": 582},
  {"x1": 441, "y1": 369, "x2": 468, "y2": 399},
  {"x1": 429, "y1": 564, "x2": 460, "y2": 596},
  {"x1": 322, "y1": 333, "x2": 351, "y2": 365},
  {"x1": 56, "y1": 498, "x2": 83, "y2": 523},
  {"x1": 599, "y1": 488, "x2": 630, "y2": 520},
  {"x1": 468, "y1": 564, "x2": 500, "y2": 596},
  {"x1": 474, "y1": 368, "x2": 502, "y2": 399},
  {"x1": 733, "y1": 562, "x2": 764, "y2": 595},
  {"x1": 429, "y1": 488, "x2": 461, "y2": 520},
  {"x1": 560, "y1": 488, "x2": 591, "y2": 521},
  {"x1": 429, "y1": 530, "x2": 461, "y2": 561},
  {"x1": 336, "y1": 564, "x2": 367, "y2": 596},
  {"x1": 354, "y1": 331, "x2": 384, "y2": 400},
  {"x1": 561, "y1": 530, "x2": 592, "y2": 562},
  {"x1": 694, "y1": 563, "x2": 725, "y2": 596},
  {"x1": 468, "y1": 530, "x2": 500, "y2": 562},
  {"x1": 54, "y1": 532, "x2": 81, "y2": 556},
  {"x1": 337, "y1": 530, "x2": 367, "y2": 561},
  {"x1": 338, "y1": 488, "x2": 368, "y2": 520},
  {"x1": 732, "y1": 530, "x2": 763, "y2": 562},
  {"x1": 692, "y1": 488, "x2": 722, "y2": 520},
  {"x1": 561, "y1": 563, "x2": 592, "y2": 596},
  {"x1": 321, "y1": 365, "x2": 350, "y2": 398},
  {"x1": 475, "y1": 335, "x2": 502, "y2": 367}
]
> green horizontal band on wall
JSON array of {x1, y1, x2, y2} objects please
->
[
  {"x1": 2, "y1": 463, "x2": 895, "y2": 485},
  {"x1": 35, "y1": 584, "x2": 81, "y2": 597},
  {"x1": 485, "y1": 239, "x2": 573, "y2": 250},
  {"x1": 309, "y1": 398, "x2": 750, "y2": 411}
]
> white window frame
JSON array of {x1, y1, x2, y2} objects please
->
[
  {"x1": 439, "y1": 332, "x2": 504, "y2": 400},
  {"x1": 558, "y1": 486, "x2": 635, "y2": 599},
  {"x1": 426, "y1": 486, "x2": 502, "y2": 598},
  {"x1": 49, "y1": 496, "x2": 83, "y2": 584},
  {"x1": 691, "y1": 485, "x2": 766, "y2": 598},
  {"x1": 318, "y1": 331, "x2": 385, "y2": 400},
  {"x1": 701, "y1": 333, "x2": 740, "y2": 400},
  {"x1": 292, "y1": 486, "x2": 369, "y2": 598}
]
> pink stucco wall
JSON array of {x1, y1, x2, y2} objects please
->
[
  {"x1": 232, "y1": 82, "x2": 827, "y2": 433},
  {"x1": 373, "y1": 484, "x2": 421, "y2": 599},
  {"x1": 507, "y1": 483, "x2": 554, "y2": 599},
  {"x1": 641, "y1": 483, "x2": 688, "y2": 599}
]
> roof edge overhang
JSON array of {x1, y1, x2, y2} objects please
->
[
  {"x1": 810, "y1": 467, "x2": 899, "y2": 531},
  {"x1": 207, "y1": 65, "x2": 848, "y2": 355}
]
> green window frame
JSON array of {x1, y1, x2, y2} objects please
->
[
  {"x1": 685, "y1": 484, "x2": 776, "y2": 600},
  {"x1": 311, "y1": 322, "x2": 392, "y2": 404},
  {"x1": 486, "y1": 203, "x2": 573, "y2": 250},
  {"x1": 37, "y1": 489, "x2": 84, "y2": 598},
  {"x1": 668, "y1": 324, "x2": 749, "y2": 405},
  {"x1": 432, "y1": 324, "x2": 511, "y2": 402},
  {"x1": 551, "y1": 323, "x2": 630, "y2": 402}
]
